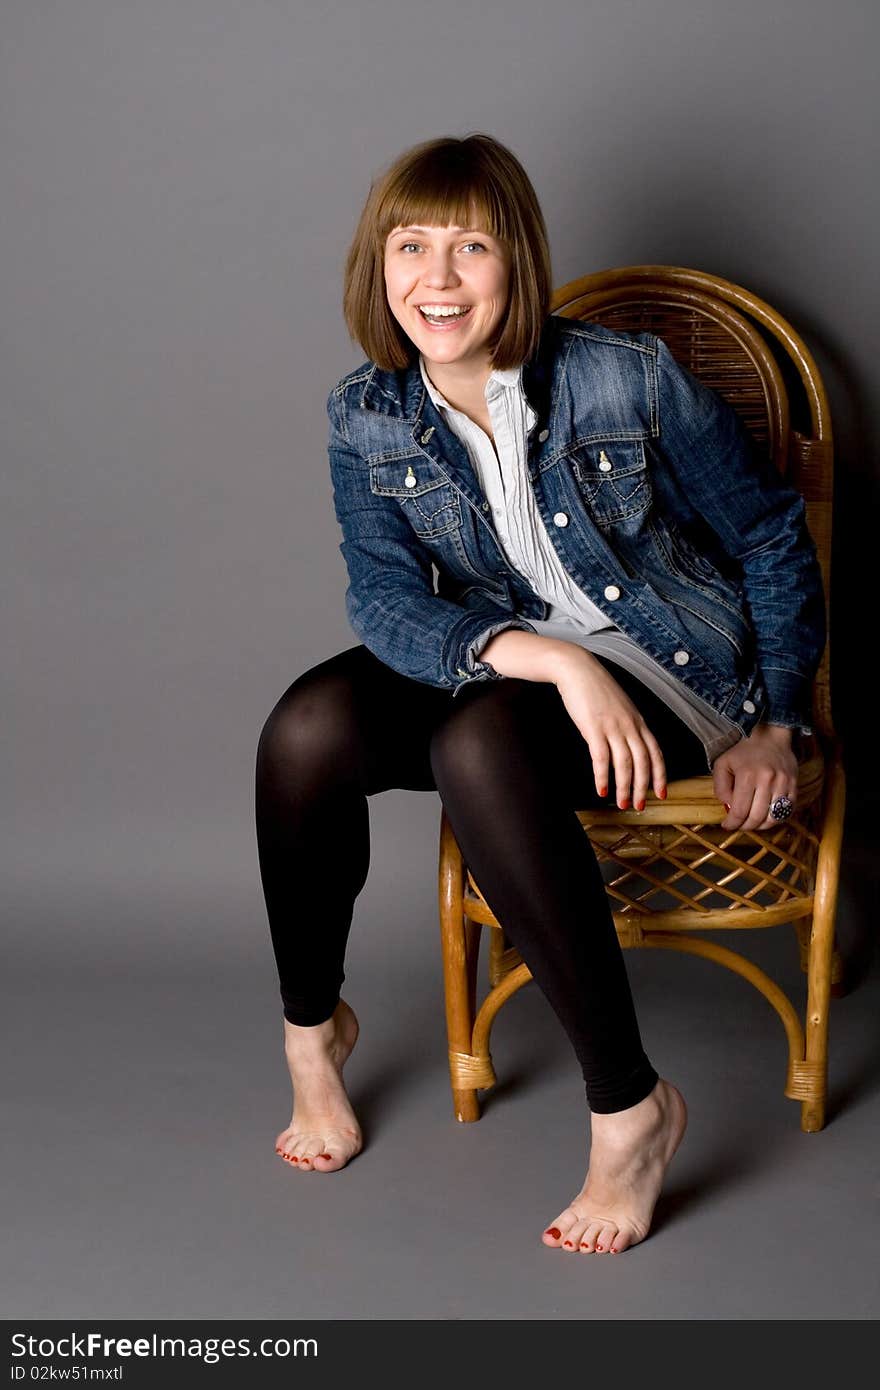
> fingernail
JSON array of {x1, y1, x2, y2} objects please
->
[
  {"x1": 619, "y1": 798, "x2": 630, "y2": 810},
  {"x1": 545, "y1": 1227, "x2": 561, "y2": 1239},
  {"x1": 635, "y1": 799, "x2": 645, "y2": 812},
  {"x1": 599, "y1": 786, "x2": 608, "y2": 798},
  {"x1": 659, "y1": 787, "x2": 667, "y2": 800}
]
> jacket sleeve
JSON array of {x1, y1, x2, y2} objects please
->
[
  {"x1": 327, "y1": 390, "x2": 536, "y2": 692},
  {"x1": 654, "y1": 336, "x2": 826, "y2": 732}
]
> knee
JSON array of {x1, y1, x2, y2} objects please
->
[{"x1": 256, "y1": 666, "x2": 360, "y2": 788}]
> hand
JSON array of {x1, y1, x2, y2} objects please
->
[
  {"x1": 554, "y1": 648, "x2": 667, "y2": 808},
  {"x1": 713, "y1": 724, "x2": 798, "y2": 831}
]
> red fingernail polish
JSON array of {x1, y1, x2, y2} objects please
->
[
  {"x1": 599, "y1": 786, "x2": 608, "y2": 798},
  {"x1": 545, "y1": 1227, "x2": 561, "y2": 1239},
  {"x1": 659, "y1": 787, "x2": 668, "y2": 800},
  {"x1": 619, "y1": 798, "x2": 630, "y2": 810},
  {"x1": 636, "y1": 799, "x2": 645, "y2": 811}
]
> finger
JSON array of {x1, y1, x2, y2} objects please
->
[
  {"x1": 713, "y1": 759, "x2": 735, "y2": 810},
  {"x1": 627, "y1": 733, "x2": 653, "y2": 811},
  {"x1": 587, "y1": 736, "x2": 611, "y2": 799},
  {"x1": 607, "y1": 736, "x2": 634, "y2": 808},
  {"x1": 721, "y1": 774, "x2": 759, "y2": 830},
  {"x1": 758, "y1": 779, "x2": 798, "y2": 830},
  {"x1": 639, "y1": 725, "x2": 668, "y2": 800},
  {"x1": 740, "y1": 778, "x2": 776, "y2": 831}
]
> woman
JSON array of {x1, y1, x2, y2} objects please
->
[{"x1": 255, "y1": 134, "x2": 826, "y2": 1255}]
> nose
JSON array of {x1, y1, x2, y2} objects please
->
[{"x1": 422, "y1": 248, "x2": 460, "y2": 290}]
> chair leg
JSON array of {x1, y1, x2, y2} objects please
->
[
  {"x1": 795, "y1": 916, "x2": 845, "y2": 997},
  {"x1": 800, "y1": 757, "x2": 846, "y2": 1132},
  {"x1": 438, "y1": 810, "x2": 482, "y2": 1123}
]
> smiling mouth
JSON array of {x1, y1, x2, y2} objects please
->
[{"x1": 417, "y1": 305, "x2": 474, "y2": 326}]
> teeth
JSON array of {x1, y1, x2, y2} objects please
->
[{"x1": 418, "y1": 305, "x2": 471, "y2": 317}]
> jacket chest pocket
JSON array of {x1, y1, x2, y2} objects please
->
[
  {"x1": 370, "y1": 457, "x2": 461, "y2": 539},
  {"x1": 570, "y1": 441, "x2": 652, "y2": 526}
]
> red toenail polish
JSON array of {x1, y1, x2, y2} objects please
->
[
  {"x1": 596, "y1": 1243, "x2": 604, "y2": 1251},
  {"x1": 580, "y1": 1244, "x2": 590, "y2": 1250},
  {"x1": 545, "y1": 1227, "x2": 561, "y2": 1239},
  {"x1": 320, "y1": 1153, "x2": 332, "y2": 1160},
  {"x1": 563, "y1": 1241, "x2": 573, "y2": 1248},
  {"x1": 611, "y1": 1247, "x2": 618, "y2": 1254}
]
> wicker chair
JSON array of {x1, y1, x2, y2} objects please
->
[{"x1": 437, "y1": 265, "x2": 845, "y2": 1134}]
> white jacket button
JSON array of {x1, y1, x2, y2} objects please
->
[
  {"x1": 603, "y1": 584, "x2": 621, "y2": 601},
  {"x1": 553, "y1": 511, "x2": 569, "y2": 527},
  {"x1": 599, "y1": 459, "x2": 613, "y2": 472},
  {"x1": 742, "y1": 699, "x2": 756, "y2": 713},
  {"x1": 673, "y1": 649, "x2": 690, "y2": 665},
  {"x1": 538, "y1": 429, "x2": 549, "y2": 442}
]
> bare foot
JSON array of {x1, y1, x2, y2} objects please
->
[
  {"x1": 542, "y1": 1078, "x2": 687, "y2": 1255},
  {"x1": 274, "y1": 998, "x2": 362, "y2": 1174}
]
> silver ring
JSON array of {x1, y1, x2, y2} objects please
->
[{"x1": 769, "y1": 794, "x2": 794, "y2": 822}]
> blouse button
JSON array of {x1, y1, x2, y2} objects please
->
[
  {"x1": 603, "y1": 584, "x2": 621, "y2": 601},
  {"x1": 553, "y1": 511, "x2": 569, "y2": 527},
  {"x1": 538, "y1": 429, "x2": 550, "y2": 442},
  {"x1": 673, "y1": 649, "x2": 690, "y2": 665}
]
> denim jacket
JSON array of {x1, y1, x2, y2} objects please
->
[{"x1": 327, "y1": 315, "x2": 826, "y2": 737}]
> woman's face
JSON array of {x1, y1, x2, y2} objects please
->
[{"x1": 383, "y1": 222, "x2": 511, "y2": 376}]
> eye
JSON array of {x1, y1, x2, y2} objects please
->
[
  {"x1": 399, "y1": 242, "x2": 421, "y2": 253},
  {"x1": 462, "y1": 241, "x2": 487, "y2": 253}
]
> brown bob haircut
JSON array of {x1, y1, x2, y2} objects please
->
[{"x1": 343, "y1": 133, "x2": 552, "y2": 372}]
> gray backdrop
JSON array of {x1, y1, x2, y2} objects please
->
[{"x1": 3, "y1": 0, "x2": 878, "y2": 1323}]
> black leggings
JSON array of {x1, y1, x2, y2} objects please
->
[{"x1": 254, "y1": 644, "x2": 708, "y2": 1113}]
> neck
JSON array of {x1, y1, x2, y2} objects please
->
[{"x1": 421, "y1": 354, "x2": 493, "y2": 408}]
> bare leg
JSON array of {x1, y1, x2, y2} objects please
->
[
  {"x1": 542, "y1": 1079, "x2": 687, "y2": 1253},
  {"x1": 275, "y1": 999, "x2": 362, "y2": 1173}
]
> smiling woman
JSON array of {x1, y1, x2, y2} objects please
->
[
  {"x1": 382, "y1": 223, "x2": 511, "y2": 411},
  {"x1": 254, "y1": 132, "x2": 825, "y2": 1259}
]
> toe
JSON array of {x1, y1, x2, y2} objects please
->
[
  {"x1": 542, "y1": 1207, "x2": 580, "y2": 1248},
  {"x1": 562, "y1": 1218, "x2": 590, "y2": 1253},
  {"x1": 594, "y1": 1221, "x2": 618, "y2": 1254},
  {"x1": 609, "y1": 1226, "x2": 635, "y2": 1254},
  {"x1": 579, "y1": 1221, "x2": 604, "y2": 1253}
]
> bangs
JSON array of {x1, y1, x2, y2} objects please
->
[{"x1": 376, "y1": 152, "x2": 514, "y2": 247}]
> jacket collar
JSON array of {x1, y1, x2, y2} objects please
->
[{"x1": 357, "y1": 313, "x2": 559, "y2": 430}]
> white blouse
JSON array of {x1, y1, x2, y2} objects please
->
[{"x1": 419, "y1": 353, "x2": 743, "y2": 771}]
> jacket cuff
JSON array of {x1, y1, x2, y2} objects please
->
[
  {"x1": 446, "y1": 616, "x2": 537, "y2": 695},
  {"x1": 760, "y1": 665, "x2": 815, "y2": 735}
]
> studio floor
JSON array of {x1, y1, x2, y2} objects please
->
[{"x1": 5, "y1": 800, "x2": 878, "y2": 1322}]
